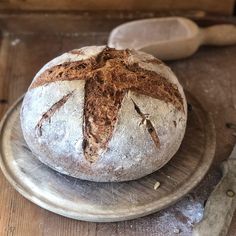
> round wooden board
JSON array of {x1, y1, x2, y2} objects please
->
[{"x1": 0, "y1": 92, "x2": 215, "y2": 222}]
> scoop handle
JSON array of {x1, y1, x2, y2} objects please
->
[{"x1": 200, "y1": 24, "x2": 236, "y2": 45}]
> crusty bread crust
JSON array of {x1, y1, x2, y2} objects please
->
[{"x1": 20, "y1": 46, "x2": 187, "y2": 182}]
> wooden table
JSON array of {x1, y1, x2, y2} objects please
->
[{"x1": 0, "y1": 12, "x2": 236, "y2": 236}]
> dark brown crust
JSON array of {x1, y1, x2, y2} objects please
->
[
  {"x1": 31, "y1": 47, "x2": 184, "y2": 162},
  {"x1": 30, "y1": 48, "x2": 183, "y2": 111},
  {"x1": 125, "y1": 63, "x2": 183, "y2": 111},
  {"x1": 83, "y1": 76, "x2": 125, "y2": 162},
  {"x1": 30, "y1": 60, "x2": 96, "y2": 89},
  {"x1": 35, "y1": 91, "x2": 74, "y2": 136}
]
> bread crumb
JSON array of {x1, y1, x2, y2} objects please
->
[{"x1": 154, "y1": 181, "x2": 160, "y2": 190}]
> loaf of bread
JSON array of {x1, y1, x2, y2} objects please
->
[{"x1": 20, "y1": 46, "x2": 187, "y2": 182}]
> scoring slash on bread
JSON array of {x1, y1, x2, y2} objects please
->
[{"x1": 20, "y1": 46, "x2": 187, "y2": 182}]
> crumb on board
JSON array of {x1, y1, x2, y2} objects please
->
[{"x1": 154, "y1": 181, "x2": 160, "y2": 190}]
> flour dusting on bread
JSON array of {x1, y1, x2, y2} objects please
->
[{"x1": 20, "y1": 46, "x2": 187, "y2": 182}]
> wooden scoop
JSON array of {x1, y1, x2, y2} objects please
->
[{"x1": 108, "y1": 17, "x2": 236, "y2": 60}]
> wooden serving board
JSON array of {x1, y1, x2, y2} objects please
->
[{"x1": 0, "y1": 91, "x2": 215, "y2": 222}]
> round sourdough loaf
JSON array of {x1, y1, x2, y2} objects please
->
[{"x1": 20, "y1": 46, "x2": 187, "y2": 182}]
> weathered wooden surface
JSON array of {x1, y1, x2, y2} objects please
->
[
  {"x1": 0, "y1": 0, "x2": 234, "y2": 15},
  {"x1": 0, "y1": 12, "x2": 236, "y2": 236}
]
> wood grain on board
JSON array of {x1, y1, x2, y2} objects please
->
[
  {"x1": 0, "y1": 12, "x2": 236, "y2": 236},
  {"x1": 0, "y1": 0, "x2": 235, "y2": 15}
]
